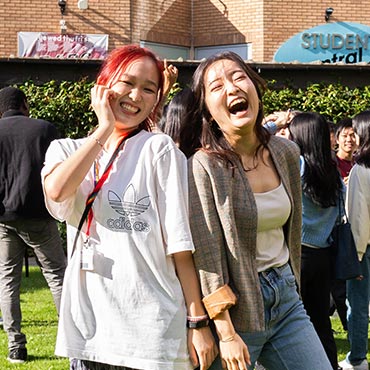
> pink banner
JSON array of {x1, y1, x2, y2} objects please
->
[{"x1": 18, "y1": 32, "x2": 108, "y2": 59}]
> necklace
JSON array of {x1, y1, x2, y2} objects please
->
[{"x1": 242, "y1": 157, "x2": 259, "y2": 172}]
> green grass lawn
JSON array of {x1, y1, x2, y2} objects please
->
[
  {"x1": 0, "y1": 266, "x2": 367, "y2": 369},
  {"x1": 0, "y1": 266, "x2": 69, "y2": 369}
]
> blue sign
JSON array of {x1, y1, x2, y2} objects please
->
[{"x1": 274, "y1": 22, "x2": 370, "y2": 64}]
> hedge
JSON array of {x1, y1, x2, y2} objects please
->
[
  {"x1": 22, "y1": 79, "x2": 97, "y2": 139},
  {"x1": 18, "y1": 79, "x2": 370, "y2": 140},
  {"x1": 263, "y1": 80, "x2": 370, "y2": 122}
]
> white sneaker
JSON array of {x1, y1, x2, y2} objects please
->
[
  {"x1": 339, "y1": 359, "x2": 369, "y2": 370},
  {"x1": 254, "y1": 363, "x2": 266, "y2": 370}
]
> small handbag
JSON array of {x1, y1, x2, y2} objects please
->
[{"x1": 331, "y1": 191, "x2": 362, "y2": 280}]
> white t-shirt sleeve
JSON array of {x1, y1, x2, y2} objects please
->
[
  {"x1": 154, "y1": 140, "x2": 195, "y2": 256},
  {"x1": 41, "y1": 138, "x2": 79, "y2": 222}
]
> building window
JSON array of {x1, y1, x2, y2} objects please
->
[
  {"x1": 195, "y1": 44, "x2": 251, "y2": 60},
  {"x1": 140, "y1": 41, "x2": 190, "y2": 60}
]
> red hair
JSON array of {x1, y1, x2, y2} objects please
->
[{"x1": 97, "y1": 44, "x2": 164, "y2": 131}]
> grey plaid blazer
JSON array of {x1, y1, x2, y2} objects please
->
[{"x1": 188, "y1": 135, "x2": 302, "y2": 332}]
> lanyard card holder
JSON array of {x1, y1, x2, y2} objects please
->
[{"x1": 81, "y1": 237, "x2": 95, "y2": 271}]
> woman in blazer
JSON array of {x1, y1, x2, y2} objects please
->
[{"x1": 187, "y1": 51, "x2": 332, "y2": 370}]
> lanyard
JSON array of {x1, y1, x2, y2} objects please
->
[
  {"x1": 85, "y1": 158, "x2": 113, "y2": 238},
  {"x1": 71, "y1": 128, "x2": 140, "y2": 257}
]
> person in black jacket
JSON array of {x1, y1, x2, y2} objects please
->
[{"x1": 0, "y1": 86, "x2": 66, "y2": 364}]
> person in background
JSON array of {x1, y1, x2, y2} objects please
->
[
  {"x1": 42, "y1": 44, "x2": 217, "y2": 370},
  {"x1": 263, "y1": 109, "x2": 301, "y2": 139},
  {"x1": 162, "y1": 59, "x2": 178, "y2": 100},
  {"x1": 289, "y1": 112, "x2": 344, "y2": 370},
  {"x1": 159, "y1": 87, "x2": 202, "y2": 158},
  {"x1": 329, "y1": 117, "x2": 357, "y2": 333},
  {"x1": 149, "y1": 58, "x2": 178, "y2": 132},
  {"x1": 339, "y1": 110, "x2": 370, "y2": 370},
  {"x1": 0, "y1": 86, "x2": 66, "y2": 364},
  {"x1": 328, "y1": 121, "x2": 337, "y2": 153},
  {"x1": 187, "y1": 51, "x2": 332, "y2": 370},
  {"x1": 335, "y1": 118, "x2": 357, "y2": 185}
]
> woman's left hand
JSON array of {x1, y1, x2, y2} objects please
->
[{"x1": 188, "y1": 327, "x2": 218, "y2": 370}]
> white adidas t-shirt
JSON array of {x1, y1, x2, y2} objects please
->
[{"x1": 42, "y1": 130, "x2": 194, "y2": 370}]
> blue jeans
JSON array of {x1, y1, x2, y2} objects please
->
[
  {"x1": 346, "y1": 245, "x2": 370, "y2": 365},
  {"x1": 209, "y1": 264, "x2": 332, "y2": 370},
  {"x1": 0, "y1": 219, "x2": 66, "y2": 351}
]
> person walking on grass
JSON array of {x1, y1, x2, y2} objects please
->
[
  {"x1": 339, "y1": 111, "x2": 370, "y2": 370},
  {"x1": 330, "y1": 117, "x2": 358, "y2": 333},
  {"x1": 186, "y1": 51, "x2": 332, "y2": 370},
  {"x1": 289, "y1": 112, "x2": 344, "y2": 370},
  {"x1": 0, "y1": 86, "x2": 66, "y2": 364}
]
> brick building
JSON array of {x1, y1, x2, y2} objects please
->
[
  {"x1": 2, "y1": 0, "x2": 370, "y2": 88},
  {"x1": 1, "y1": 0, "x2": 370, "y2": 62}
]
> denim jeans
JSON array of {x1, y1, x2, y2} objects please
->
[
  {"x1": 0, "y1": 219, "x2": 66, "y2": 351},
  {"x1": 346, "y1": 245, "x2": 370, "y2": 365},
  {"x1": 209, "y1": 263, "x2": 332, "y2": 370}
]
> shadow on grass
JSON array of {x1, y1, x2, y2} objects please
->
[
  {"x1": 22, "y1": 319, "x2": 59, "y2": 327},
  {"x1": 26, "y1": 354, "x2": 64, "y2": 361}
]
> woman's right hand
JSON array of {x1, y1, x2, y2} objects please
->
[
  {"x1": 219, "y1": 333, "x2": 250, "y2": 370},
  {"x1": 90, "y1": 84, "x2": 116, "y2": 134},
  {"x1": 188, "y1": 327, "x2": 218, "y2": 370}
]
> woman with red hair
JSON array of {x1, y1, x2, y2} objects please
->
[{"x1": 42, "y1": 45, "x2": 217, "y2": 370}]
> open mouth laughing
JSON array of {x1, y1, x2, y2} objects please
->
[{"x1": 228, "y1": 97, "x2": 249, "y2": 115}]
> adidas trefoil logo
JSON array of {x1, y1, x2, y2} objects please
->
[{"x1": 108, "y1": 184, "x2": 150, "y2": 217}]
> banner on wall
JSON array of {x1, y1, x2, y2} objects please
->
[
  {"x1": 18, "y1": 32, "x2": 108, "y2": 59},
  {"x1": 274, "y1": 22, "x2": 370, "y2": 64}
]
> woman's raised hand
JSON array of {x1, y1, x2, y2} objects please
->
[{"x1": 91, "y1": 84, "x2": 117, "y2": 134}]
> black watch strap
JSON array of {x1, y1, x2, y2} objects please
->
[{"x1": 186, "y1": 319, "x2": 210, "y2": 329}]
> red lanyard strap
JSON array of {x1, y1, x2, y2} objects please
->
[
  {"x1": 84, "y1": 159, "x2": 114, "y2": 239},
  {"x1": 71, "y1": 128, "x2": 140, "y2": 257}
]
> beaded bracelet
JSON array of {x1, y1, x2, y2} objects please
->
[
  {"x1": 93, "y1": 137, "x2": 104, "y2": 149},
  {"x1": 91, "y1": 136, "x2": 106, "y2": 152},
  {"x1": 186, "y1": 314, "x2": 209, "y2": 322}
]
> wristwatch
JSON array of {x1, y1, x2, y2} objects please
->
[{"x1": 186, "y1": 318, "x2": 210, "y2": 329}]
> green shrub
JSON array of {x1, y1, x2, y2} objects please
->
[
  {"x1": 21, "y1": 79, "x2": 97, "y2": 138},
  {"x1": 263, "y1": 80, "x2": 370, "y2": 122}
]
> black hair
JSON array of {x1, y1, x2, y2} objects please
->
[
  {"x1": 327, "y1": 120, "x2": 335, "y2": 133},
  {"x1": 191, "y1": 51, "x2": 270, "y2": 167},
  {"x1": 335, "y1": 117, "x2": 353, "y2": 139},
  {"x1": 0, "y1": 86, "x2": 27, "y2": 116},
  {"x1": 160, "y1": 87, "x2": 201, "y2": 158},
  {"x1": 289, "y1": 112, "x2": 342, "y2": 207},
  {"x1": 353, "y1": 110, "x2": 370, "y2": 168}
]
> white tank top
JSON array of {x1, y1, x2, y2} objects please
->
[{"x1": 254, "y1": 182, "x2": 291, "y2": 272}]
